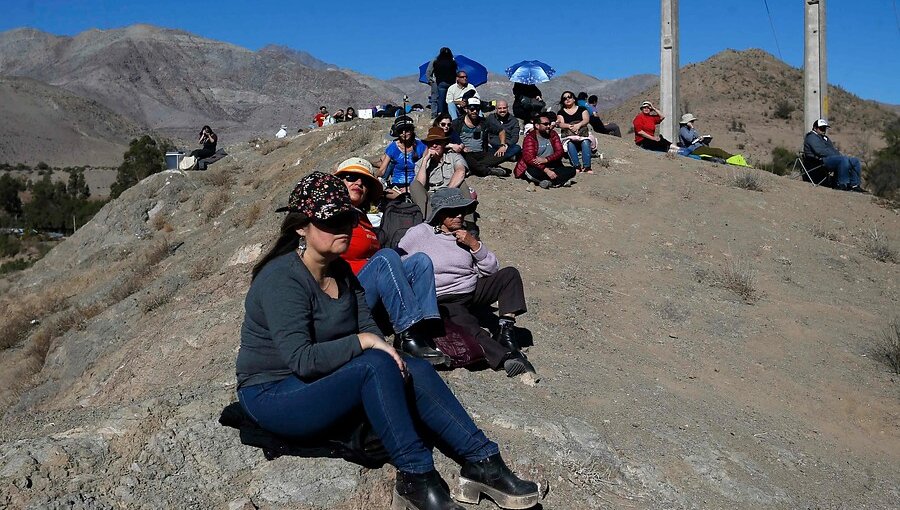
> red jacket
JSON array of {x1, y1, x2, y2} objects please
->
[{"x1": 514, "y1": 129, "x2": 565, "y2": 177}]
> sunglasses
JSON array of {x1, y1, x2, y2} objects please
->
[
  {"x1": 457, "y1": 75, "x2": 467, "y2": 78},
  {"x1": 443, "y1": 208, "x2": 466, "y2": 218},
  {"x1": 562, "y1": 95, "x2": 574, "y2": 100},
  {"x1": 466, "y1": 106, "x2": 480, "y2": 111},
  {"x1": 537, "y1": 121, "x2": 551, "y2": 126},
  {"x1": 438, "y1": 122, "x2": 451, "y2": 127},
  {"x1": 341, "y1": 174, "x2": 366, "y2": 184},
  {"x1": 314, "y1": 212, "x2": 359, "y2": 233}
]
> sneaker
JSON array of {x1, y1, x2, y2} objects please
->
[
  {"x1": 538, "y1": 180, "x2": 551, "y2": 189},
  {"x1": 849, "y1": 185, "x2": 869, "y2": 194},
  {"x1": 502, "y1": 352, "x2": 536, "y2": 377}
]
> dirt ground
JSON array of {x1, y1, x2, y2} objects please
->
[{"x1": 0, "y1": 118, "x2": 897, "y2": 509}]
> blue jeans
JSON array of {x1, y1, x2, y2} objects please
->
[
  {"x1": 238, "y1": 351, "x2": 499, "y2": 473},
  {"x1": 566, "y1": 139, "x2": 592, "y2": 169},
  {"x1": 488, "y1": 143, "x2": 522, "y2": 162},
  {"x1": 436, "y1": 82, "x2": 451, "y2": 117},
  {"x1": 357, "y1": 250, "x2": 440, "y2": 333},
  {"x1": 823, "y1": 155, "x2": 861, "y2": 187},
  {"x1": 447, "y1": 101, "x2": 460, "y2": 120}
]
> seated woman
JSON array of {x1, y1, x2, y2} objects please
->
[
  {"x1": 191, "y1": 125, "x2": 217, "y2": 159},
  {"x1": 556, "y1": 91, "x2": 594, "y2": 174},
  {"x1": 376, "y1": 116, "x2": 426, "y2": 200},
  {"x1": 236, "y1": 171, "x2": 538, "y2": 510},
  {"x1": 334, "y1": 157, "x2": 448, "y2": 366},
  {"x1": 433, "y1": 113, "x2": 464, "y2": 153},
  {"x1": 345, "y1": 107, "x2": 357, "y2": 122},
  {"x1": 632, "y1": 100, "x2": 676, "y2": 152},
  {"x1": 399, "y1": 188, "x2": 537, "y2": 378},
  {"x1": 678, "y1": 113, "x2": 734, "y2": 160}
]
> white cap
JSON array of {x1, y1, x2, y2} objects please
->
[{"x1": 813, "y1": 118, "x2": 830, "y2": 129}]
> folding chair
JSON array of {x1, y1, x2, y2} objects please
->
[{"x1": 793, "y1": 153, "x2": 832, "y2": 187}]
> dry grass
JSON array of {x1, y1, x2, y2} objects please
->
[
  {"x1": 140, "y1": 288, "x2": 172, "y2": 313},
  {"x1": 861, "y1": 224, "x2": 897, "y2": 264},
  {"x1": 189, "y1": 257, "x2": 217, "y2": 281},
  {"x1": 720, "y1": 259, "x2": 758, "y2": 303},
  {"x1": 258, "y1": 139, "x2": 290, "y2": 155},
  {"x1": 732, "y1": 170, "x2": 765, "y2": 192},
  {"x1": 239, "y1": 202, "x2": 262, "y2": 229},
  {"x1": 0, "y1": 288, "x2": 68, "y2": 350},
  {"x1": 875, "y1": 319, "x2": 900, "y2": 374},
  {"x1": 108, "y1": 239, "x2": 172, "y2": 303},
  {"x1": 203, "y1": 169, "x2": 234, "y2": 188},
  {"x1": 201, "y1": 189, "x2": 230, "y2": 222},
  {"x1": 811, "y1": 222, "x2": 841, "y2": 242}
]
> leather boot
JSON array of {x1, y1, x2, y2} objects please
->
[
  {"x1": 392, "y1": 470, "x2": 463, "y2": 510},
  {"x1": 457, "y1": 454, "x2": 539, "y2": 509},
  {"x1": 494, "y1": 319, "x2": 520, "y2": 353},
  {"x1": 395, "y1": 330, "x2": 450, "y2": 366}
]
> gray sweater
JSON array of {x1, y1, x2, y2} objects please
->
[
  {"x1": 236, "y1": 252, "x2": 379, "y2": 388},
  {"x1": 484, "y1": 113, "x2": 520, "y2": 147}
]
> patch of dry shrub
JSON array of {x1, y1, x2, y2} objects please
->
[
  {"x1": 875, "y1": 319, "x2": 900, "y2": 374},
  {"x1": 861, "y1": 224, "x2": 897, "y2": 263},
  {"x1": 732, "y1": 170, "x2": 764, "y2": 192},
  {"x1": 720, "y1": 259, "x2": 758, "y2": 304},
  {"x1": 203, "y1": 169, "x2": 234, "y2": 188},
  {"x1": 0, "y1": 288, "x2": 68, "y2": 350},
  {"x1": 240, "y1": 203, "x2": 262, "y2": 229},
  {"x1": 201, "y1": 189, "x2": 230, "y2": 221}
]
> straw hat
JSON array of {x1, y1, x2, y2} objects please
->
[{"x1": 335, "y1": 157, "x2": 383, "y2": 200}]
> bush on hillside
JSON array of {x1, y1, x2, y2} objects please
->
[
  {"x1": 0, "y1": 174, "x2": 24, "y2": 219},
  {"x1": 110, "y1": 135, "x2": 165, "y2": 199},
  {"x1": 865, "y1": 117, "x2": 900, "y2": 202},
  {"x1": 23, "y1": 175, "x2": 106, "y2": 232},
  {"x1": 773, "y1": 100, "x2": 794, "y2": 120},
  {"x1": 759, "y1": 146, "x2": 796, "y2": 176}
]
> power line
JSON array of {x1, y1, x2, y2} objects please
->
[{"x1": 762, "y1": 0, "x2": 784, "y2": 60}]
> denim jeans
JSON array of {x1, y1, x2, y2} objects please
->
[
  {"x1": 238, "y1": 350, "x2": 499, "y2": 473},
  {"x1": 436, "y1": 82, "x2": 451, "y2": 117},
  {"x1": 823, "y1": 155, "x2": 861, "y2": 187},
  {"x1": 488, "y1": 143, "x2": 522, "y2": 162},
  {"x1": 447, "y1": 101, "x2": 460, "y2": 120},
  {"x1": 357, "y1": 249, "x2": 440, "y2": 333},
  {"x1": 566, "y1": 139, "x2": 592, "y2": 169},
  {"x1": 429, "y1": 82, "x2": 440, "y2": 118}
]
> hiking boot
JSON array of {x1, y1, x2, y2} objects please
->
[
  {"x1": 457, "y1": 453, "x2": 539, "y2": 509},
  {"x1": 393, "y1": 470, "x2": 463, "y2": 510},
  {"x1": 849, "y1": 185, "x2": 869, "y2": 194},
  {"x1": 835, "y1": 183, "x2": 850, "y2": 191},
  {"x1": 538, "y1": 180, "x2": 551, "y2": 189},
  {"x1": 502, "y1": 352, "x2": 535, "y2": 378},
  {"x1": 396, "y1": 330, "x2": 449, "y2": 366},
  {"x1": 494, "y1": 320, "x2": 520, "y2": 353}
]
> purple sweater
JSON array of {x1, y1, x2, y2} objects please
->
[{"x1": 399, "y1": 223, "x2": 499, "y2": 296}]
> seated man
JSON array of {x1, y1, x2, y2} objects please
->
[
  {"x1": 803, "y1": 119, "x2": 868, "y2": 192},
  {"x1": 514, "y1": 112, "x2": 574, "y2": 188},
  {"x1": 410, "y1": 126, "x2": 476, "y2": 225},
  {"x1": 587, "y1": 95, "x2": 621, "y2": 137},
  {"x1": 632, "y1": 100, "x2": 676, "y2": 152},
  {"x1": 399, "y1": 187, "x2": 537, "y2": 378},
  {"x1": 445, "y1": 70, "x2": 479, "y2": 120},
  {"x1": 451, "y1": 98, "x2": 507, "y2": 177},
  {"x1": 483, "y1": 100, "x2": 522, "y2": 163}
]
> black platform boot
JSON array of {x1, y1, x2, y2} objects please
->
[
  {"x1": 395, "y1": 329, "x2": 450, "y2": 366},
  {"x1": 392, "y1": 470, "x2": 463, "y2": 510},
  {"x1": 457, "y1": 454, "x2": 539, "y2": 509},
  {"x1": 494, "y1": 318, "x2": 520, "y2": 353}
]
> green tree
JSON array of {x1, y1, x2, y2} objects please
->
[
  {"x1": 110, "y1": 135, "x2": 165, "y2": 199},
  {"x1": 67, "y1": 170, "x2": 90, "y2": 200},
  {"x1": 865, "y1": 117, "x2": 900, "y2": 201},
  {"x1": 0, "y1": 173, "x2": 24, "y2": 217}
]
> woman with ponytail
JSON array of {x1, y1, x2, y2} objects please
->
[{"x1": 236, "y1": 172, "x2": 538, "y2": 510}]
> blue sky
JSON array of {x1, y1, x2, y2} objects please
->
[{"x1": 3, "y1": 0, "x2": 899, "y2": 104}]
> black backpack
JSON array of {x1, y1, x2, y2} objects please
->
[
  {"x1": 377, "y1": 198, "x2": 423, "y2": 249},
  {"x1": 218, "y1": 402, "x2": 389, "y2": 468}
]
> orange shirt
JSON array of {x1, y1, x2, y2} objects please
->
[{"x1": 342, "y1": 214, "x2": 380, "y2": 274}]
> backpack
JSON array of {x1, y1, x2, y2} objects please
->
[
  {"x1": 376, "y1": 198, "x2": 424, "y2": 250},
  {"x1": 431, "y1": 317, "x2": 485, "y2": 368},
  {"x1": 218, "y1": 402, "x2": 389, "y2": 468}
]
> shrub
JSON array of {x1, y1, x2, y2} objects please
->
[
  {"x1": 864, "y1": 117, "x2": 900, "y2": 202},
  {"x1": 201, "y1": 189, "x2": 230, "y2": 221},
  {"x1": 875, "y1": 319, "x2": 900, "y2": 374},
  {"x1": 732, "y1": 171, "x2": 764, "y2": 191},
  {"x1": 760, "y1": 146, "x2": 796, "y2": 176},
  {"x1": 720, "y1": 259, "x2": 758, "y2": 304},
  {"x1": 861, "y1": 224, "x2": 897, "y2": 264},
  {"x1": 773, "y1": 100, "x2": 794, "y2": 120},
  {"x1": 110, "y1": 135, "x2": 165, "y2": 199}
]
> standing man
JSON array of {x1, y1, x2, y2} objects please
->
[
  {"x1": 445, "y1": 71, "x2": 479, "y2": 120},
  {"x1": 514, "y1": 112, "x2": 574, "y2": 188},
  {"x1": 803, "y1": 119, "x2": 868, "y2": 192},
  {"x1": 632, "y1": 100, "x2": 675, "y2": 152},
  {"x1": 451, "y1": 98, "x2": 507, "y2": 177},
  {"x1": 484, "y1": 100, "x2": 522, "y2": 163}
]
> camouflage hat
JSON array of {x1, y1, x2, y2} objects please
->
[{"x1": 276, "y1": 171, "x2": 355, "y2": 220}]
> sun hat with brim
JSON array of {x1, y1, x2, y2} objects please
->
[
  {"x1": 679, "y1": 113, "x2": 697, "y2": 124},
  {"x1": 335, "y1": 157, "x2": 383, "y2": 200},
  {"x1": 640, "y1": 101, "x2": 652, "y2": 109},
  {"x1": 426, "y1": 187, "x2": 477, "y2": 224},
  {"x1": 275, "y1": 171, "x2": 356, "y2": 219},
  {"x1": 422, "y1": 126, "x2": 450, "y2": 144}
]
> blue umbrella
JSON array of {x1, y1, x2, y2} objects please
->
[
  {"x1": 505, "y1": 60, "x2": 556, "y2": 85},
  {"x1": 418, "y1": 54, "x2": 489, "y2": 87}
]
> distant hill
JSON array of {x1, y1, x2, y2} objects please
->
[
  {"x1": 0, "y1": 76, "x2": 140, "y2": 166},
  {"x1": 0, "y1": 25, "x2": 409, "y2": 144},
  {"x1": 604, "y1": 49, "x2": 898, "y2": 165},
  {"x1": 388, "y1": 70, "x2": 658, "y2": 112}
]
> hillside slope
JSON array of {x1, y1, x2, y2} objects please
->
[
  {"x1": 0, "y1": 76, "x2": 141, "y2": 166},
  {"x1": 0, "y1": 118, "x2": 898, "y2": 509},
  {"x1": 0, "y1": 26, "x2": 408, "y2": 144},
  {"x1": 605, "y1": 49, "x2": 898, "y2": 165}
]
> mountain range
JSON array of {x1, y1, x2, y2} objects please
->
[{"x1": 0, "y1": 25, "x2": 896, "y2": 169}]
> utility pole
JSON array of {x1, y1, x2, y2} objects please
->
[
  {"x1": 660, "y1": 0, "x2": 679, "y2": 142},
  {"x1": 804, "y1": 0, "x2": 827, "y2": 129}
]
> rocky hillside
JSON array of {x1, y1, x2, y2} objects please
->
[
  {"x1": 388, "y1": 71, "x2": 658, "y2": 112},
  {"x1": 0, "y1": 76, "x2": 141, "y2": 167},
  {"x1": 605, "y1": 49, "x2": 899, "y2": 166},
  {"x1": 0, "y1": 25, "x2": 408, "y2": 144},
  {"x1": 1, "y1": 116, "x2": 897, "y2": 509}
]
